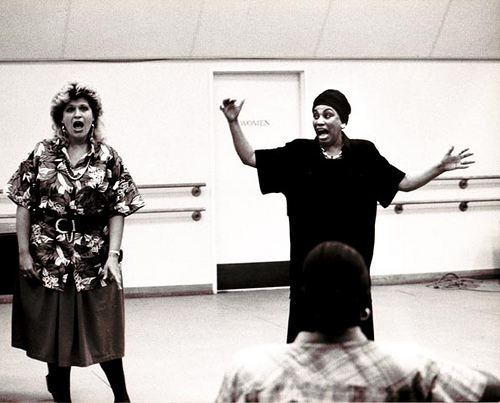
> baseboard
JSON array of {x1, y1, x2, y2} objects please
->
[
  {"x1": 0, "y1": 269, "x2": 498, "y2": 304},
  {"x1": 0, "y1": 295, "x2": 12, "y2": 304},
  {"x1": 0, "y1": 284, "x2": 213, "y2": 304},
  {"x1": 371, "y1": 268, "x2": 500, "y2": 285},
  {"x1": 124, "y1": 283, "x2": 213, "y2": 298},
  {"x1": 218, "y1": 261, "x2": 500, "y2": 290},
  {"x1": 217, "y1": 261, "x2": 289, "y2": 290}
]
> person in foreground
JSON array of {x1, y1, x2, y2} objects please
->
[
  {"x1": 4, "y1": 82, "x2": 145, "y2": 402},
  {"x1": 220, "y1": 90, "x2": 475, "y2": 343},
  {"x1": 215, "y1": 241, "x2": 500, "y2": 402}
]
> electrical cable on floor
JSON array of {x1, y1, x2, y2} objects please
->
[{"x1": 426, "y1": 272, "x2": 500, "y2": 292}]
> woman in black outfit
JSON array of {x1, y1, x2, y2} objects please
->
[{"x1": 220, "y1": 89, "x2": 474, "y2": 343}]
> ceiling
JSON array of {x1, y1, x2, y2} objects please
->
[{"x1": 0, "y1": 0, "x2": 499, "y2": 61}]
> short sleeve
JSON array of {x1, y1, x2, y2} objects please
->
[
  {"x1": 370, "y1": 146, "x2": 405, "y2": 208},
  {"x1": 417, "y1": 350, "x2": 488, "y2": 402},
  {"x1": 215, "y1": 367, "x2": 240, "y2": 403},
  {"x1": 4, "y1": 142, "x2": 42, "y2": 210},
  {"x1": 255, "y1": 145, "x2": 290, "y2": 195},
  {"x1": 107, "y1": 147, "x2": 145, "y2": 217}
]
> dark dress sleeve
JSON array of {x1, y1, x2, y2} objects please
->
[
  {"x1": 255, "y1": 145, "x2": 291, "y2": 195},
  {"x1": 107, "y1": 148, "x2": 145, "y2": 217},
  {"x1": 4, "y1": 142, "x2": 41, "y2": 210},
  {"x1": 370, "y1": 145, "x2": 406, "y2": 208}
]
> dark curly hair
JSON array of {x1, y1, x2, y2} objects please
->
[
  {"x1": 302, "y1": 241, "x2": 370, "y2": 336},
  {"x1": 50, "y1": 82, "x2": 105, "y2": 146}
]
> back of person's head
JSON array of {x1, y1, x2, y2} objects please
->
[{"x1": 302, "y1": 241, "x2": 370, "y2": 336}]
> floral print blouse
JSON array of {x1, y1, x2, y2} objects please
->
[{"x1": 5, "y1": 138, "x2": 145, "y2": 292}]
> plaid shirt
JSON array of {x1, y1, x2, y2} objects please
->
[{"x1": 216, "y1": 340, "x2": 487, "y2": 402}]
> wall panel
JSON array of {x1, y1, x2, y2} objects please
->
[{"x1": 0, "y1": 59, "x2": 498, "y2": 293}]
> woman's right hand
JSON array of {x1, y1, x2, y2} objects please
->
[
  {"x1": 19, "y1": 251, "x2": 40, "y2": 283},
  {"x1": 220, "y1": 98, "x2": 245, "y2": 123}
]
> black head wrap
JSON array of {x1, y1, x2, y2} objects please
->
[{"x1": 312, "y1": 89, "x2": 351, "y2": 124}]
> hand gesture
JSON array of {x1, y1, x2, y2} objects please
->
[
  {"x1": 220, "y1": 98, "x2": 245, "y2": 123},
  {"x1": 19, "y1": 251, "x2": 41, "y2": 283},
  {"x1": 440, "y1": 146, "x2": 475, "y2": 172},
  {"x1": 103, "y1": 256, "x2": 123, "y2": 290}
]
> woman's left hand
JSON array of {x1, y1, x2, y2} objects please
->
[
  {"x1": 103, "y1": 256, "x2": 123, "y2": 290},
  {"x1": 440, "y1": 146, "x2": 475, "y2": 171}
]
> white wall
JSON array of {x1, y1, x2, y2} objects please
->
[{"x1": 0, "y1": 59, "x2": 499, "y2": 291}]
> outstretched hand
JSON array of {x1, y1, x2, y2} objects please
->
[
  {"x1": 440, "y1": 146, "x2": 475, "y2": 172},
  {"x1": 220, "y1": 98, "x2": 245, "y2": 123}
]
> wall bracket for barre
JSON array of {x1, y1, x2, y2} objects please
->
[
  {"x1": 191, "y1": 186, "x2": 202, "y2": 197},
  {"x1": 191, "y1": 210, "x2": 203, "y2": 221}
]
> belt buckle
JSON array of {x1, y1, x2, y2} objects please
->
[{"x1": 55, "y1": 218, "x2": 76, "y2": 242}]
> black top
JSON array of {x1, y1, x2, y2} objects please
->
[{"x1": 256, "y1": 135, "x2": 405, "y2": 293}]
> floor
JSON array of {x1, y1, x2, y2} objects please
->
[{"x1": 0, "y1": 279, "x2": 499, "y2": 402}]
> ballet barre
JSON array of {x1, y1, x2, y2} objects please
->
[
  {"x1": 136, "y1": 183, "x2": 207, "y2": 220},
  {"x1": 391, "y1": 198, "x2": 500, "y2": 214},
  {"x1": 0, "y1": 208, "x2": 206, "y2": 222},
  {"x1": 391, "y1": 175, "x2": 500, "y2": 213},
  {"x1": 0, "y1": 182, "x2": 207, "y2": 196},
  {"x1": 138, "y1": 183, "x2": 206, "y2": 197},
  {"x1": 433, "y1": 175, "x2": 500, "y2": 189},
  {"x1": 135, "y1": 207, "x2": 205, "y2": 221},
  {"x1": 0, "y1": 182, "x2": 208, "y2": 221}
]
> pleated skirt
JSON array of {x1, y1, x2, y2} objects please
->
[{"x1": 11, "y1": 270, "x2": 125, "y2": 367}]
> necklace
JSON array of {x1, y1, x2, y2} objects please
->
[
  {"x1": 65, "y1": 158, "x2": 91, "y2": 181},
  {"x1": 320, "y1": 146, "x2": 343, "y2": 160},
  {"x1": 63, "y1": 144, "x2": 92, "y2": 181}
]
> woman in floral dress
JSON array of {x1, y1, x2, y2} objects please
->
[{"x1": 5, "y1": 82, "x2": 145, "y2": 402}]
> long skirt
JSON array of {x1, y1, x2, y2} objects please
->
[{"x1": 11, "y1": 269, "x2": 125, "y2": 367}]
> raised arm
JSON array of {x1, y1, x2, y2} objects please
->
[
  {"x1": 220, "y1": 98, "x2": 256, "y2": 168},
  {"x1": 398, "y1": 146, "x2": 475, "y2": 192}
]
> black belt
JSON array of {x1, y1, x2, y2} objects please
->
[{"x1": 35, "y1": 212, "x2": 108, "y2": 237}]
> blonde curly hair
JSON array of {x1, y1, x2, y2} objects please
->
[{"x1": 50, "y1": 82, "x2": 105, "y2": 146}]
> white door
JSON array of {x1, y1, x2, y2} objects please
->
[{"x1": 212, "y1": 71, "x2": 303, "y2": 289}]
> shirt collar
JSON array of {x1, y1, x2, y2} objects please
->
[{"x1": 341, "y1": 132, "x2": 351, "y2": 150}]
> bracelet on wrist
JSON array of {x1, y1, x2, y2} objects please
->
[
  {"x1": 108, "y1": 249, "x2": 123, "y2": 262},
  {"x1": 108, "y1": 250, "x2": 121, "y2": 257}
]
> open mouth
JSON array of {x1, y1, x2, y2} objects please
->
[
  {"x1": 73, "y1": 121, "x2": 84, "y2": 130},
  {"x1": 316, "y1": 129, "x2": 330, "y2": 140}
]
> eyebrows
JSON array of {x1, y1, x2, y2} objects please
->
[
  {"x1": 313, "y1": 106, "x2": 339, "y2": 116},
  {"x1": 64, "y1": 101, "x2": 90, "y2": 110}
]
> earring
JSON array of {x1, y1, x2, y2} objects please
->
[
  {"x1": 360, "y1": 308, "x2": 370, "y2": 321},
  {"x1": 61, "y1": 125, "x2": 67, "y2": 135},
  {"x1": 89, "y1": 123, "x2": 95, "y2": 143}
]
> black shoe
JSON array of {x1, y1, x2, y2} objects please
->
[{"x1": 46, "y1": 374, "x2": 71, "y2": 402}]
